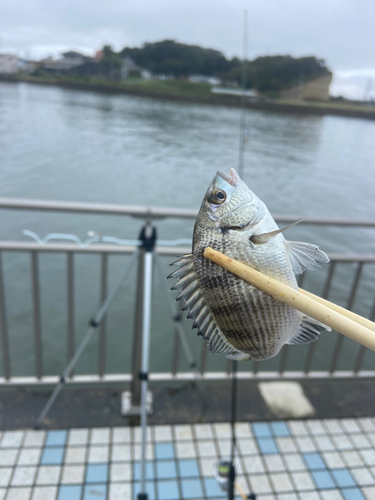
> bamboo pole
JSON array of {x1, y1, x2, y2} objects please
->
[{"x1": 203, "y1": 247, "x2": 375, "y2": 352}]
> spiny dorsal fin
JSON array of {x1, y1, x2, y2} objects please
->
[
  {"x1": 168, "y1": 254, "x2": 240, "y2": 356},
  {"x1": 287, "y1": 316, "x2": 331, "y2": 345},
  {"x1": 285, "y1": 241, "x2": 329, "y2": 275}
]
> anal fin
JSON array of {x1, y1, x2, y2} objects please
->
[{"x1": 287, "y1": 316, "x2": 331, "y2": 345}]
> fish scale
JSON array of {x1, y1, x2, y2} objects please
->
[{"x1": 169, "y1": 168, "x2": 331, "y2": 361}]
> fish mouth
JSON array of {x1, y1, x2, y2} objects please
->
[{"x1": 217, "y1": 168, "x2": 238, "y2": 186}]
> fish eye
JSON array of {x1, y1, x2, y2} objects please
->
[{"x1": 208, "y1": 189, "x2": 227, "y2": 205}]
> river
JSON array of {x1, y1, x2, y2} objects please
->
[{"x1": 0, "y1": 81, "x2": 374, "y2": 377}]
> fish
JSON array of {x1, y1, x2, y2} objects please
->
[{"x1": 168, "y1": 168, "x2": 331, "y2": 361}]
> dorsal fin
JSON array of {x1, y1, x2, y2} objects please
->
[
  {"x1": 168, "y1": 254, "x2": 241, "y2": 356},
  {"x1": 287, "y1": 316, "x2": 331, "y2": 345},
  {"x1": 285, "y1": 241, "x2": 329, "y2": 275}
]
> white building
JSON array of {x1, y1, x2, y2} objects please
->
[{"x1": 0, "y1": 54, "x2": 18, "y2": 74}]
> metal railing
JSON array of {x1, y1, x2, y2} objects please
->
[{"x1": 0, "y1": 197, "x2": 374, "y2": 390}]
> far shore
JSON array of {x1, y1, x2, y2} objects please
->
[{"x1": 1, "y1": 74, "x2": 375, "y2": 121}]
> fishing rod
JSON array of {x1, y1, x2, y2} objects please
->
[{"x1": 238, "y1": 9, "x2": 249, "y2": 178}]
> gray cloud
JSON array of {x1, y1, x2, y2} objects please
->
[{"x1": 1, "y1": 0, "x2": 374, "y2": 98}]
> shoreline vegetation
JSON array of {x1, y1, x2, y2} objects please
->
[{"x1": 2, "y1": 74, "x2": 375, "y2": 121}]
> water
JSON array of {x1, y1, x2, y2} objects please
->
[{"x1": 0, "y1": 81, "x2": 375, "y2": 377}]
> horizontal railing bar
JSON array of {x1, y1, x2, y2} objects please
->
[
  {"x1": 0, "y1": 197, "x2": 375, "y2": 227},
  {"x1": 0, "y1": 242, "x2": 374, "y2": 262},
  {"x1": 1, "y1": 370, "x2": 375, "y2": 386}
]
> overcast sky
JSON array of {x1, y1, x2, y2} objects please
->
[{"x1": 1, "y1": 0, "x2": 375, "y2": 99}]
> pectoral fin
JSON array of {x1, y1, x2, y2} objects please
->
[
  {"x1": 250, "y1": 219, "x2": 303, "y2": 245},
  {"x1": 285, "y1": 240, "x2": 329, "y2": 274}
]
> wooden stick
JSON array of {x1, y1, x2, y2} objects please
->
[
  {"x1": 298, "y1": 288, "x2": 375, "y2": 334},
  {"x1": 203, "y1": 247, "x2": 375, "y2": 352}
]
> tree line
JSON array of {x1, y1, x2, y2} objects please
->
[{"x1": 101, "y1": 40, "x2": 330, "y2": 92}]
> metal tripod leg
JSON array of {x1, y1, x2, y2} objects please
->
[{"x1": 34, "y1": 249, "x2": 139, "y2": 429}]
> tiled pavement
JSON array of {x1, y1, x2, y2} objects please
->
[{"x1": 0, "y1": 419, "x2": 375, "y2": 499}]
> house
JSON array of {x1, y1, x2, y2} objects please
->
[
  {"x1": 42, "y1": 51, "x2": 92, "y2": 75},
  {"x1": 121, "y1": 57, "x2": 151, "y2": 80},
  {"x1": 188, "y1": 75, "x2": 221, "y2": 85},
  {"x1": 0, "y1": 54, "x2": 18, "y2": 74}
]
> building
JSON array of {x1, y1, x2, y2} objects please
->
[
  {"x1": 0, "y1": 54, "x2": 18, "y2": 74},
  {"x1": 121, "y1": 57, "x2": 152, "y2": 80}
]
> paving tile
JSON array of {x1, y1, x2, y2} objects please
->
[
  {"x1": 0, "y1": 449, "x2": 18, "y2": 467},
  {"x1": 1, "y1": 432, "x2": 24, "y2": 448},
  {"x1": 155, "y1": 442, "x2": 175, "y2": 460},
  {"x1": 350, "y1": 468, "x2": 374, "y2": 486},
  {"x1": 181, "y1": 478, "x2": 204, "y2": 499},
  {"x1": 133, "y1": 461, "x2": 154, "y2": 481},
  {"x1": 87, "y1": 445, "x2": 109, "y2": 463},
  {"x1": 358, "y1": 418, "x2": 375, "y2": 433},
  {"x1": 57, "y1": 485, "x2": 82, "y2": 500},
  {"x1": 83, "y1": 484, "x2": 107, "y2": 500},
  {"x1": 112, "y1": 427, "x2": 131, "y2": 444},
  {"x1": 362, "y1": 486, "x2": 375, "y2": 500},
  {"x1": 341, "y1": 420, "x2": 361, "y2": 434},
  {"x1": 320, "y1": 490, "x2": 344, "y2": 500},
  {"x1": 315, "y1": 436, "x2": 335, "y2": 452},
  {"x1": 0, "y1": 490, "x2": 5, "y2": 500},
  {"x1": 332, "y1": 435, "x2": 353, "y2": 451},
  {"x1": 203, "y1": 477, "x2": 227, "y2": 497},
  {"x1": 341, "y1": 488, "x2": 365, "y2": 500},
  {"x1": 108, "y1": 483, "x2": 131, "y2": 500},
  {"x1": 90, "y1": 428, "x2": 110, "y2": 445},
  {"x1": 235, "y1": 423, "x2": 252, "y2": 438},
  {"x1": 290, "y1": 471, "x2": 315, "y2": 491},
  {"x1": 213, "y1": 423, "x2": 231, "y2": 439},
  {"x1": 195, "y1": 424, "x2": 213, "y2": 440},
  {"x1": 198, "y1": 457, "x2": 216, "y2": 477},
  {"x1": 306, "y1": 421, "x2": 327, "y2": 436},
  {"x1": 257, "y1": 437, "x2": 278, "y2": 454},
  {"x1": 174, "y1": 425, "x2": 193, "y2": 441},
  {"x1": 36, "y1": 466, "x2": 61, "y2": 485},
  {"x1": 359, "y1": 449, "x2": 375, "y2": 466},
  {"x1": 270, "y1": 422, "x2": 290, "y2": 437},
  {"x1": 111, "y1": 444, "x2": 131, "y2": 462},
  {"x1": 269, "y1": 472, "x2": 293, "y2": 492},
  {"x1": 302, "y1": 493, "x2": 321, "y2": 500},
  {"x1": 237, "y1": 438, "x2": 257, "y2": 455},
  {"x1": 296, "y1": 436, "x2": 316, "y2": 452},
  {"x1": 304, "y1": 452, "x2": 326, "y2": 471},
  {"x1": 277, "y1": 494, "x2": 298, "y2": 500},
  {"x1": 264, "y1": 454, "x2": 285, "y2": 472},
  {"x1": 322, "y1": 452, "x2": 345, "y2": 469},
  {"x1": 31, "y1": 486, "x2": 57, "y2": 500},
  {"x1": 324, "y1": 420, "x2": 344, "y2": 435},
  {"x1": 110, "y1": 463, "x2": 131, "y2": 482},
  {"x1": 178, "y1": 459, "x2": 200, "y2": 478},
  {"x1": 331, "y1": 469, "x2": 356, "y2": 488},
  {"x1": 283, "y1": 453, "x2": 306, "y2": 472},
  {"x1": 176, "y1": 441, "x2": 196, "y2": 459},
  {"x1": 67, "y1": 430, "x2": 89, "y2": 446},
  {"x1": 288, "y1": 421, "x2": 309, "y2": 436},
  {"x1": 40, "y1": 447, "x2": 64, "y2": 465},
  {"x1": 60, "y1": 465, "x2": 85, "y2": 484},
  {"x1": 342, "y1": 451, "x2": 364, "y2": 468},
  {"x1": 132, "y1": 427, "x2": 152, "y2": 443},
  {"x1": 197, "y1": 440, "x2": 216, "y2": 457},
  {"x1": 349, "y1": 434, "x2": 371, "y2": 449},
  {"x1": 45, "y1": 432, "x2": 67, "y2": 448},
  {"x1": 11, "y1": 467, "x2": 37, "y2": 486},
  {"x1": 242, "y1": 455, "x2": 265, "y2": 474},
  {"x1": 85, "y1": 464, "x2": 108, "y2": 483},
  {"x1": 17, "y1": 449, "x2": 41, "y2": 466},
  {"x1": 6, "y1": 488, "x2": 32, "y2": 500},
  {"x1": 157, "y1": 479, "x2": 179, "y2": 500},
  {"x1": 312, "y1": 470, "x2": 335, "y2": 489},
  {"x1": 154, "y1": 425, "x2": 172, "y2": 442},
  {"x1": 133, "y1": 443, "x2": 153, "y2": 461},
  {"x1": 252, "y1": 423, "x2": 272, "y2": 438},
  {"x1": 132, "y1": 481, "x2": 155, "y2": 500},
  {"x1": 23, "y1": 432, "x2": 45, "y2": 448},
  {"x1": 276, "y1": 437, "x2": 297, "y2": 453},
  {"x1": 216, "y1": 439, "x2": 231, "y2": 457},
  {"x1": 248, "y1": 473, "x2": 273, "y2": 494},
  {"x1": 0, "y1": 468, "x2": 12, "y2": 487},
  {"x1": 64, "y1": 446, "x2": 86, "y2": 464}
]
